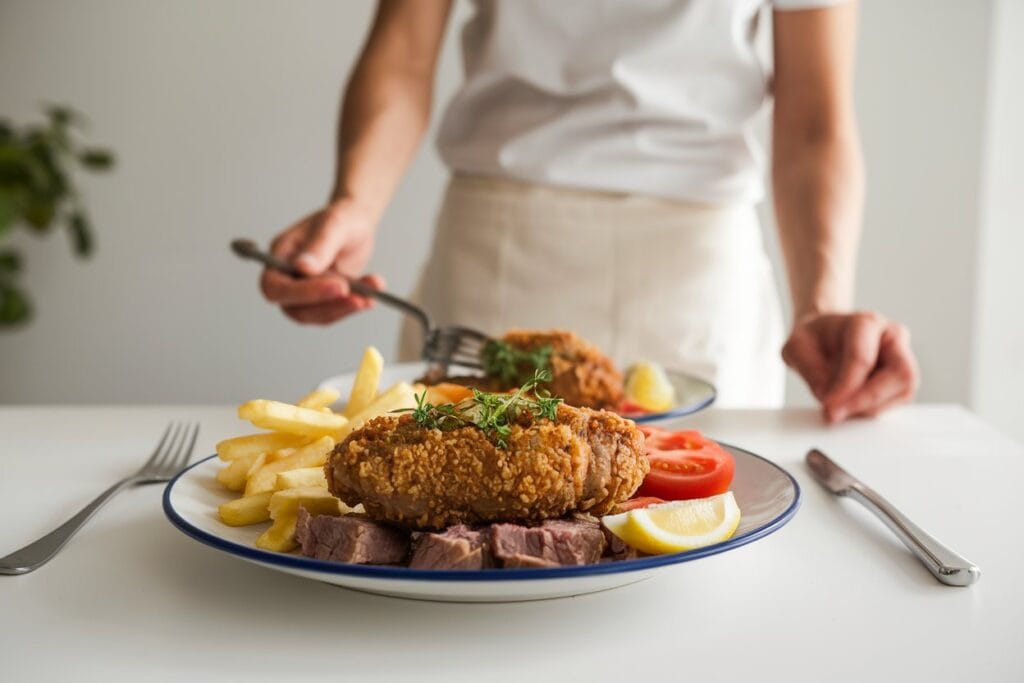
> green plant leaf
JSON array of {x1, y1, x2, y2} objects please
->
[
  {"x1": 0, "y1": 146, "x2": 43, "y2": 186},
  {"x1": 0, "y1": 188, "x2": 25, "y2": 235},
  {"x1": 67, "y1": 211, "x2": 93, "y2": 257},
  {"x1": 0, "y1": 282, "x2": 32, "y2": 326},
  {"x1": 0, "y1": 249, "x2": 21, "y2": 274},
  {"x1": 45, "y1": 105, "x2": 79, "y2": 129},
  {"x1": 0, "y1": 105, "x2": 112, "y2": 327},
  {"x1": 27, "y1": 138, "x2": 69, "y2": 198},
  {"x1": 79, "y1": 148, "x2": 115, "y2": 170},
  {"x1": 24, "y1": 199, "x2": 56, "y2": 230}
]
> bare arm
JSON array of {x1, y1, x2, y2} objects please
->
[
  {"x1": 772, "y1": 3, "x2": 862, "y2": 318},
  {"x1": 332, "y1": 0, "x2": 453, "y2": 220},
  {"x1": 773, "y1": 3, "x2": 918, "y2": 421},
  {"x1": 261, "y1": 0, "x2": 452, "y2": 324}
]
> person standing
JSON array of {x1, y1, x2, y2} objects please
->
[{"x1": 259, "y1": 0, "x2": 918, "y2": 421}]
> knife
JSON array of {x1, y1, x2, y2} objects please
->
[{"x1": 805, "y1": 448, "x2": 980, "y2": 586}]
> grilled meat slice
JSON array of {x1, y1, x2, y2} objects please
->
[
  {"x1": 327, "y1": 404, "x2": 648, "y2": 530},
  {"x1": 295, "y1": 508, "x2": 409, "y2": 564},
  {"x1": 490, "y1": 518, "x2": 607, "y2": 567},
  {"x1": 409, "y1": 525, "x2": 493, "y2": 570}
]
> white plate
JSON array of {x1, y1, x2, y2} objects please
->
[
  {"x1": 318, "y1": 361, "x2": 716, "y2": 423},
  {"x1": 163, "y1": 443, "x2": 800, "y2": 602}
]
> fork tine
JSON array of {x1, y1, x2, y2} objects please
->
[
  {"x1": 139, "y1": 422, "x2": 175, "y2": 471},
  {"x1": 170, "y1": 422, "x2": 199, "y2": 473},
  {"x1": 151, "y1": 422, "x2": 185, "y2": 473},
  {"x1": 425, "y1": 325, "x2": 492, "y2": 368},
  {"x1": 450, "y1": 353, "x2": 484, "y2": 369}
]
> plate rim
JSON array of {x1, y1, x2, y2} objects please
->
[
  {"x1": 163, "y1": 443, "x2": 801, "y2": 583},
  {"x1": 317, "y1": 362, "x2": 718, "y2": 424}
]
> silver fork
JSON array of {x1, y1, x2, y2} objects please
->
[
  {"x1": 0, "y1": 421, "x2": 199, "y2": 576},
  {"x1": 230, "y1": 239, "x2": 491, "y2": 373}
]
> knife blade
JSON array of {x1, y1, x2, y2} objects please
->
[
  {"x1": 805, "y1": 448, "x2": 980, "y2": 587},
  {"x1": 806, "y1": 448, "x2": 857, "y2": 493}
]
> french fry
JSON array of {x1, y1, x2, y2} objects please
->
[
  {"x1": 343, "y1": 347, "x2": 384, "y2": 418},
  {"x1": 267, "y1": 447, "x2": 294, "y2": 462},
  {"x1": 238, "y1": 400, "x2": 348, "y2": 437},
  {"x1": 275, "y1": 466, "x2": 328, "y2": 491},
  {"x1": 336, "y1": 381, "x2": 418, "y2": 441},
  {"x1": 297, "y1": 387, "x2": 341, "y2": 410},
  {"x1": 244, "y1": 436, "x2": 335, "y2": 496},
  {"x1": 268, "y1": 486, "x2": 346, "y2": 519},
  {"x1": 216, "y1": 432, "x2": 309, "y2": 461},
  {"x1": 256, "y1": 487, "x2": 348, "y2": 552},
  {"x1": 255, "y1": 513, "x2": 299, "y2": 552},
  {"x1": 218, "y1": 491, "x2": 274, "y2": 526},
  {"x1": 215, "y1": 452, "x2": 265, "y2": 492}
]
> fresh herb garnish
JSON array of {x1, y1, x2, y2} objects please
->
[
  {"x1": 398, "y1": 369, "x2": 562, "y2": 448},
  {"x1": 481, "y1": 340, "x2": 553, "y2": 386}
]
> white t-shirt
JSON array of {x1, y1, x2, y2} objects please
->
[{"x1": 437, "y1": 0, "x2": 846, "y2": 205}]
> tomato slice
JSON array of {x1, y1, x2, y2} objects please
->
[
  {"x1": 617, "y1": 400, "x2": 650, "y2": 416},
  {"x1": 635, "y1": 426, "x2": 735, "y2": 501},
  {"x1": 614, "y1": 496, "x2": 666, "y2": 512}
]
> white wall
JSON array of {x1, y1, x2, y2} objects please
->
[
  {"x1": 971, "y1": 0, "x2": 1024, "y2": 440},
  {"x1": 0, "y1": 1, "x2": 1019, "y2": 440}
]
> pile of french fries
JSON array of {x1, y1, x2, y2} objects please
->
[{"x1": 214, "y1": 346, "x2": 421, "y2": 552}]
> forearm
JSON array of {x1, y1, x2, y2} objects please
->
[
  {"x1": 772, "y1": 128, "x2": 864, "y2": 319},
  {"x1": 330, "y1": 62, "x2": 433, "y2": 223},
  {"x1": 329, "y1": 0, "x2": 451, "y2": 224}
]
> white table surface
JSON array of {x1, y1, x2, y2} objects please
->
[{"x1": 1, "y1": 404, "x2": 1022, "y2": 682}]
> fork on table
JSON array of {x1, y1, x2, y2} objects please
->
[{"x1": 0, "y1": 421, "x2": 199, "y2": 576}]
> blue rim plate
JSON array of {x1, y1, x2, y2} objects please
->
[
  {"x1": 163, "y1": 441, "x2": 800, "y2": 602},
  {"x1": 317, "y1": 361, "x2": 716, "y2": 424}
]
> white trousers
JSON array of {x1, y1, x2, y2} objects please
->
[{"x1": 399, "y1": 174, "x2": 786, "y2": 408}]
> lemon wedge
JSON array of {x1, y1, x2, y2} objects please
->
[
  {"x1": 624, "y1": 361, "x2": 676, "y2": 412},
  {"x1": 602, "y1": 492, "x2": 741, "y2": 554}
]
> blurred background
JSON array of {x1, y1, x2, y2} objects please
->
[{"x1": 1, "y1": 0, "x2": 1020, "y2": 441}]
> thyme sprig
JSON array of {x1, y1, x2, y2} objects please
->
[
  {"x1": 481, "y1": 339, "x2": 553, "y2": 386},
  {"x1": 399, "y1": 369, "x2": 562, "y2": 448}
]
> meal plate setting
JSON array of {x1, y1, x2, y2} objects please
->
[
  {"x1": 163, "y1": 441, "x2": 800, "y2": 602},
  {"x1": 318, "y1": 361, "x2": 717, "y2": 424}
]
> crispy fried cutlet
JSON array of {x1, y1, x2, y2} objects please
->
[{"x1": 326, "y1": 404, "x2": 647, "y2": 529}]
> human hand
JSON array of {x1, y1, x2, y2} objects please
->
[
  {"x1": 260, "y1": 199, "x2": 385, "y2": 325},
  {"x1": 781, "y1": 311, "x2": 919, "y2": 423}
]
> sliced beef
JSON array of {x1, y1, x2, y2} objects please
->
[
  {"x1": 490, "y1": 518, "x2": 606, "y2": 567},
  {"x1": 569, "y1": 511, "x2": 639, "y2": 560},
  {"x1": 602, "y1": 528, "x2": 640, "y2": 561},
  {"x1": 501, "y1": 554, "x2": 559, "y2": 569},
  {"x1": 295, "y1": 508, "x2": 409, "y2": 564},
  {"x1": 408, "y1": 525, "x2": 493, "y2": 570}
]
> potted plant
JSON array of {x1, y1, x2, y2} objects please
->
[{"x1": 0, "y1": 105, "x2": 115, "y2": 327}]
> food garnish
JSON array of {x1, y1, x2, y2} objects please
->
[
  {"x1": 481, "y1": 338, "x2": 553, "y2": 386},
  {"x1": 623, "y1": 361, "x2": 676, "y2": 412},
  {"x1": 401, "y1": 368, "x2": 563, "y2": 448},
  {"x1": 601, "y1": 492, "x2": 741, "y2": 554},
  {"x1": 636, "y1": 425, "x2": 736, "y2": 501}
]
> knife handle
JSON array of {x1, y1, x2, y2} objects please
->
[{"x1": 844, "y1": 483, "x2": 980, "y2": 586}]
